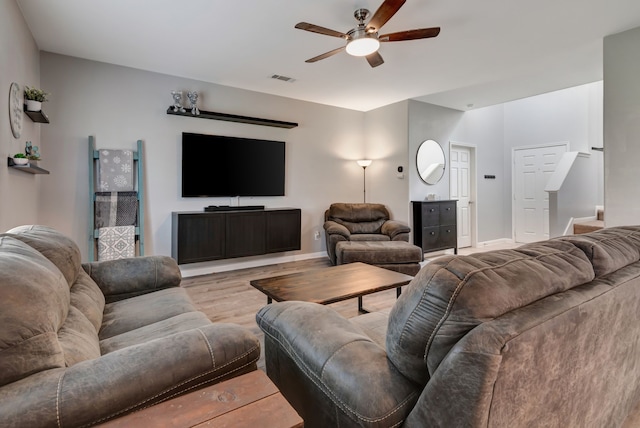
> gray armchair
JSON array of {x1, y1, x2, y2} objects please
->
[{"x1": 324, "y1": 203, "x2": 411, "y2": 265}]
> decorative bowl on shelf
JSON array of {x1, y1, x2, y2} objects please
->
[{"x1": 12, "y1": 157, "x2": 29, "y2": 165}]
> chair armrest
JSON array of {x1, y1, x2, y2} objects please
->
[
  {"x1": 382, "y1": 220, "x2": 411, "y2": 239},
  {"x1": 257, "y1": 302, "x2": 419, "y2": 427},
  {"x1": 323, "y1": 220, "x2": 351, "y2": 238},
  {"x1": 0, "y1": 324, "x2": 259, "y2": 427},
  {"x1": 82, "y1": 255, "x2": 181, "y2": 303}
]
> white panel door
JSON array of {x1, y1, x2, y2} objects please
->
[
  {"x1": 450, "y1": 146, "x2": 471, "y2": 248},
  {"x1": 514, "y1": 145, "x2": 566, "y2": 243}
]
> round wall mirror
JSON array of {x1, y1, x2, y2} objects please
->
[{"x1": 416, "y1": 139, "x2": 446, "y2": 184}]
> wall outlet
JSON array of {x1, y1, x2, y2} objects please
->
[{"x1": 314, "y1": 230, "x2": 321, "y2": 240}]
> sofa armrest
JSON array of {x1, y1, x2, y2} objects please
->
[
  {"x1": 82, "y1": 255, "x2": 181, "y2": 303},
  {"x1": 257, "y1": 301, "x2": 419, "y2": 427},
  {"x1": 381, "y1": 220, "x2": 411, "y2": 240},
  {"x1": 323, "y1": 220, "x2": 351, "y2": 238},
  {"x1": 0, "y1": 324, "x2": 259, "y2": 427}
]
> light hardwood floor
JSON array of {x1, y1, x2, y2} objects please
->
[{"x1": 181, "y1": 242, "x2": 520, "y2": 370}]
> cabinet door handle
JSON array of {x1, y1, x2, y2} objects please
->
[
  {"x1": 430, "y1": 208, "x2": 435, "y2": 212},
  {"x1": 446, "y1": 229, "x2": 451, "y2": 233},
  {"x1": 446, "y1": 207, "x2": 451, "y2": 211}
]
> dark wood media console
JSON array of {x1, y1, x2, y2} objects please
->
[{"x1": 171, "y1": 208, "x2": 301, "y2": 264}]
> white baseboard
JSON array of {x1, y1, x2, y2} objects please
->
[
  {"x1": 475, "y1": 238, "x2": 515, "y2": 247},
  {"x1": 179, "y1": 251, "x2": 327, "y2": 278}
]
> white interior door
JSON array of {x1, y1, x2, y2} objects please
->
[
  {"x1": 513, "y1": 144, "x2": 567, "y2": 243},
  {"x1": 450, "y1": 146, "x2": 472, "y2": 248}
]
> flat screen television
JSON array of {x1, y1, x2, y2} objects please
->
[{"x1": 181, "y1": 132, "x2": 285, "y2": 197}]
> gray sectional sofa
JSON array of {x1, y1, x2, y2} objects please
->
[
  {"x1": 0, "y1": 225, "x2": 260, "y2": 427},
  {"x1": 258, "y1": 226, "x2": 640, "y2": 427}
]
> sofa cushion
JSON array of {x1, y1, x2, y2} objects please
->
[
  {"x1": 0, "y1": 236, "x2": 69, "y2": 386},
  {"x1": 327, "y1": 203, "x2": 389, "y2": 234},
  {"x1": 99, "y1": 287, "x2": 199, "y2": 340},
  {"x1": 558, "y1": 226, "x2": 640, "y2": 277},
  {"x1": 100, "y1": 311, "x2": 212, "y2": 354},
  {"x1": 70, "y1": 270, "x2": 105, "y2": 332},
  {"x1": 5, "y1": 225, "x2": 81, "y2": 287},
  {"x1": 58, "y1": 306, "x2": 101, "y2": 366},
  {"x1": 386, "y1": 239, "x2": 595, "y2": 385}
]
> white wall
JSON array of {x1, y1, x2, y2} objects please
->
[
  {"x1": 0, "y1": 0, "x2": 42, "y2": 230},
  {"x1": 604, "y1": 26, "x2": 640, "y2": 227},
  {"x1": 40, "y1": 53, "x2": 385, "y2": 275},
  {"x1": 451, "y1": 104, "x2": 507, "y2": 241},
  {"x1": 364, "y1": 101, "x2": 410, "y2": 223},
  {"x1": 408, "y1": 100, "x2": 465, "y2": 202}
]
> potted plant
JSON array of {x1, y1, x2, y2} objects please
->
[
  {"x1": 12, "y1": 153, "x2": 28, "y2": 165},
  {"x1": 23, "y1": 86, "x2": 50, "y2": 112}
]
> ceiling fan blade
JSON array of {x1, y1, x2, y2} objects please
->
[
  {"x1": 366, "y1": 51, "x2": 384, "y2": 68},
  {"x1": 305, "y1": 46, "x2": 346, "y2": 63},
  {"x1": 366, "y1": 0, "x2": 406, "y2": 32},
  {"x1": 379, "y1": 27, "x2": 441, "y2": 42},
  {"x1": 295, "y1": 22, "x2": 347, "y2": 39}
]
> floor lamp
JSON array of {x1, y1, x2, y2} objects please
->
[{"x1": 356, "y1": 159, "x2": 372, "y2": 203}]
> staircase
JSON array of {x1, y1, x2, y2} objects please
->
[{"x1": 573, "y1": 208, "x2": 604, "y2": 234}]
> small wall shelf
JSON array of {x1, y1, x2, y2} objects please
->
[
  {"x1": 24, "y1": 108, "x2": 50, "y2": 124},
  {"x1": 7, "y1": 157, "x2": 50, "y2": 174},
  {"x1": 166, "y1": 107, "x2": 298, "y2": 129}
]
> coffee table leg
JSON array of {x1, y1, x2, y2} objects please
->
[
  {"x1": 397, "y1": 287, "x2": 401, "y2": 298},
  {"x1": 358, "y1": 296, "x2": 369, "y2": 314},
  {"x1": 267, "y1": 297, "x2": 272, "y2": 304}
]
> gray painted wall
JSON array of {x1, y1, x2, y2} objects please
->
[
  {"x1": 604, "y1": 26, "x2": 640, "y2": 227},
  {"x1": 0, "y1": 0, "x2": 41, "y2": 230},
  {"x1": 39, "y1": 53, "x2": 376, "y2": 275}
]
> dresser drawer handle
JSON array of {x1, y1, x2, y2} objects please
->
[
  {"x1": 429, "y1": 208, "x2": 435, "y2": 212},
  {"x1": 446, "y1": 229, "x2": 451, "y2": 233},
  {"x1": 430, "y1": 231, "x2": 435, "y2": 235},
  {"x1": 446, "y1": 207, "x2": 451, "y2": 211}
]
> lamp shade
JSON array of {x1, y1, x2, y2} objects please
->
[
  {"x1": 346, "y1": 37, "x2": 380, "y2": 57},
  {"x1": 357, "y1": 159, "x2": 372, "y2": 168}
]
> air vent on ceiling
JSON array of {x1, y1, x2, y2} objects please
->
[{"x1": 270, "y1": 74, "x2": 296, "y2": 83}]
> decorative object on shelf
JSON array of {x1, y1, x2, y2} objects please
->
[
  {"x1": 187, "y1": 91, "x2": 200, "y2": 116},
  {"x1": 356, "y1": 159, "x2": 372, "y2": 203},
  {"x1": 12, "y1": 153, "x2": 28, "y2": 165},
  {"x1": 25, "y1": 141, "x2": 41, "y2": 162},
  {"x1": 170, "y1": 90, "x2": 185, "y2": 113},
  {"x1": 24, "y1": 86, "x2": 49, "y2": 112},
  {"x1": 9, "y1": 82, "x2": 23, "y2": 138}
]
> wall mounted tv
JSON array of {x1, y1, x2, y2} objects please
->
[{"x1": 182, "y1": 132, "x2": 285, "y2": 197}]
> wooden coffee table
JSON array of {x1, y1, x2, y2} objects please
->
[{"x1": 250, "y1": 262, "x2": 413, "y2": 312}]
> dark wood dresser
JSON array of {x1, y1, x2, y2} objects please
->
[{"x1": 412, "y1": 200, "x2": 457, "y2": 254}]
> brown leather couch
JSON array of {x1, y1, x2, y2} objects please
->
[
  {"x1": 0, "y1": 225, "x2": 260, "y2": 427},
  {"x1": 258, "y1": 226, "x2": 640, "y2": 427}
]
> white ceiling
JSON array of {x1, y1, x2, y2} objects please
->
[{"x1": 16, "y1": 0, "x2": 640, "y2": 112}]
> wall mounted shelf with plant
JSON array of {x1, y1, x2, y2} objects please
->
[
  {"x1": 7, "y1": 157, "x2": 49, "y2": 174},
  {"x1": 23, "y1": 86, "x2": 50, "y2": 123},
  {"x1": 166, "y1": 107, "x2": 298, "y2": 129}
]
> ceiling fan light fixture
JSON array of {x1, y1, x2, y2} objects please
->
[{"x1": 346, "y1": 36, "x2": 380, "y2": 57}]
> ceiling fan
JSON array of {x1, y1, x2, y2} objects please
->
[{"x1": 295, "y1": 0, "x2": 440, "y2": 68}]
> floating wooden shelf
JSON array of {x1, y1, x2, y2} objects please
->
[
  {"x1": 166, "y1": 107, "x2": 298, "y2": 129},
  {"x1": 23, "y1": 108, "x2": 50, "y2": 123},
  {"x1": 7, "y1": 157, "x2": 49, "y2": 174}
]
